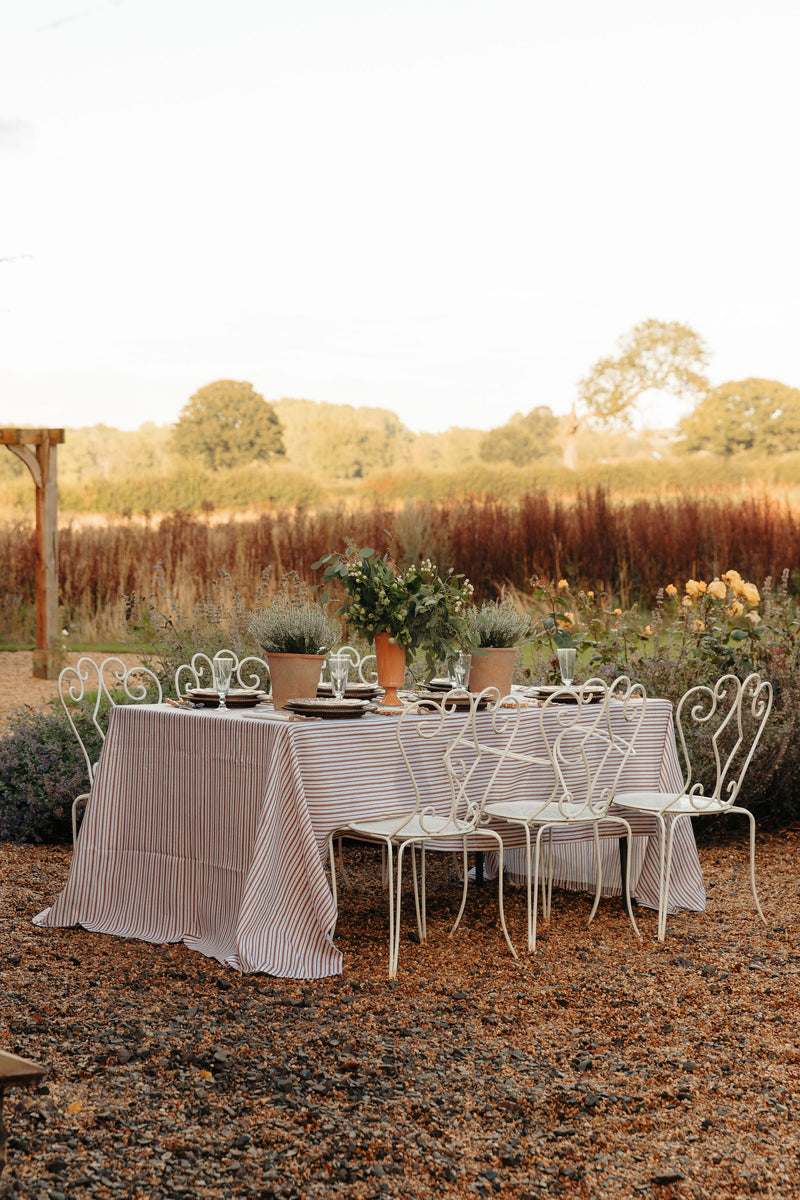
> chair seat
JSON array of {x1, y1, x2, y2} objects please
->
[
  {"x1": 343, "y1": 814, "x2": 471, "y2": 842},
  {"x1": 615, "y1": 790, "x2": 727, "y2": 816},
  {"x1": 485, "y1": 800, "x2": 597, "y2": 825}
]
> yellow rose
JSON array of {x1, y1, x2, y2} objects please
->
[
  {"x1": 693, "y1": 619, "x2": 705, "y2": 633},
  {"x1": 746, "y1": 611, "x2": 761, "y2": 626},
  {"x1": 685, "y1": 579, "x2": 707, "y2": 598},
  {"x1": 742, "y1": 582, "x2": 760, "y2": 606},
  {"x1": 587, "y1": 590, "x2": 594, "y2": 599},
  {"x1": 558, "y1": 610, "x2": 574, "y2": 626},
  {"x1": 728, "y1": 600, "x2": 744, "y2": 617},
  {"x1": 707, "y1": 579, "x2": 727, "y2": 600},
  {"x1": 557, "y1": 578, "x2": 569, "y2": 590},
  {"x1": 722, "y1": 569, "x2": 742, "y2": 585},
  {"x1": 682, "y1": 596, "x2": 693, "y2": 608},
  {"x1": 644, "y1": 624, "x2": 653, "y2": 635},
  {"x1": 613, "y1": 608, "x2": 622, "y2": 616},
  {"x1": 665, "y1": 584, "x2": 678, "y2": 596}
]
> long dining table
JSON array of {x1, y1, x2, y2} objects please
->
[{"x1": 34, "y1": 696, "x2": 705, "y2": 979}]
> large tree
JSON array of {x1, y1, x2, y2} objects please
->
[
  {"x1": 171, "y1": 380, "x2": 285, "y2": 470},
  {"x1": 479, "y1": 406, "x2": 559, "y2": 466},
  {"x1": 564, "y1": 319, "x2": 710, "y2": 469},
  {"x1": 680, "y1": 378, "x2": 800, "y2": 456}
]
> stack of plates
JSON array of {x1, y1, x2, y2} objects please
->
[
  {"x1": 524, "y1": 685, "x2": 605, "y2": 705},
  {"x1": 424, "y1": 678, "x2": 455, "y2": 692},
  {"x1": 317, "y1": 682, "x2": 381, "y2": 701},
  {"x1": 184, "y1": 687, "x2": 268, "y2": 709},
  {"x1": 283, "y1": 697, "x2": 375, "y2": 720}
]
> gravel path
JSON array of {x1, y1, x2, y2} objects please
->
[{"x1": 2, "y1": 829, "x2": 799, "y2": 1199}]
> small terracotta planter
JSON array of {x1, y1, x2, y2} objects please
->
[
  {"x1": 468, "y1": 645, "x2": 518, "y2": 698},
  {"x1": 267, "y1": 652, "x2": 326, "y2": 710}
]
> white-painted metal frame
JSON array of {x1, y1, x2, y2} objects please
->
[
  {"x1": 327, "y1": 687, "x2": 521, "y2": 978},
  {"x1": 59, "y1": 656, "x2": 163, "y2": 845},
  {"x1": 615, "y1": 672, "x2": 773, "y2": 940},
  {"x1": 174, "y1": 651, "x2": 271, "y2": 700},
  {"x1": 484, "y1": 677, "x2": 647, "y2": 953}
]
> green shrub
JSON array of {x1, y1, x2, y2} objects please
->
[{"x1": 0, "y1": 703, "x2": 103, "y2": 843}]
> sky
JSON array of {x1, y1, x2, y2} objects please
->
[{"x1": 1, "y1": 0, "x2": 799, "y2": 436}]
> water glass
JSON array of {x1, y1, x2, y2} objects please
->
[
  {"x1": 447, "y1": 651, "x2": 471, "y2": 689},
  {"x1": 557, "y1": 647, "x2": 576, "y2": 686},
  {"x1": 328, "y1": 654, "x2": 350, "y2": 700},
  {"x1": 212, "y1": 654, "x2": 234, "y2": 711}
]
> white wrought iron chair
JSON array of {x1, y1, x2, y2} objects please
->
[
  {"x1": 327, "y1": 688, "x2": 520, "y2": 979},
  {"x1": 615, "y1": 672, "x2": 773, "y2": 941},
  {"x1": 484, "y1": 676, "x2": 647, "y2": 953},
  {"x1": 174, "y1": 650, "x2": 272, "y2": 699},
  {"x1": 59, "y1": 656, "x2": 163, "y2": 845}
]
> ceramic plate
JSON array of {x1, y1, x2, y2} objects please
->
[
  {"x1": 317, "y1": 682, "x2": 381, "y2": 700},
  {"x1": 184, "y1": 688, "x2": 268, "y2": 709},
  {"x1": 283, "y1": 697, "x2": 374, "y2": 720}
]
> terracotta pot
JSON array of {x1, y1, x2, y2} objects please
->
[
  {"x1": 267, "y1": 652, "x2": 326, "y2": 710},
  {"x1": 468, "y1": 645, "x2": 517, "y2": 698},
  {"x1": 374, "y1": 632, "x2": 407, "y2": 706}
]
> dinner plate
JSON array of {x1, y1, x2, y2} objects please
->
[
  {"x1": 316, "y1": 682, "x2": 381, "y2": 700},
  {"x1": 283, "y1": 697, "x2": 374, "y2": 720},
  {"x1": 524, "y1": 685, "x2": 605, "y2": 705},
  {"x1": 184, "y1": 688, "x2": 268, "y2": 709}
]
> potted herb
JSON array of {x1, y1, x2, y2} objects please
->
[
  {"x1": 248, "y1": 575, "x2": 338, "y2": 709},
  {"x1": 466, "y1": 600, "x2": 532, "y2": 696}
]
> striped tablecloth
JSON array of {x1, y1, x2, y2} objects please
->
[{"x1": 34, "y1": 698, "x2": 704, "y2": 979}]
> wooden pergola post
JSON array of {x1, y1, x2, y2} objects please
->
[{"x1": 1, "y1": 427, "x2": 64, "y2": 678}]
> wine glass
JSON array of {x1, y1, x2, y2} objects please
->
[
  {"x1": 447, "y1": 651, "x2": 471, "y2": 690},
  {"x1": 328, "y1": 654, "x2": 350, "y2": 700},
  {"x1": 557, "y1": 647, "x2": 576, "y2": 687},
  {"x1": 212, "y1": 654, "x2": 234, "y2": 711}
]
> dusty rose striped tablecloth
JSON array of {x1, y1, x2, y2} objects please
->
[{"x1": 34, "y1": 698, "x2": 704, "y2": 979}]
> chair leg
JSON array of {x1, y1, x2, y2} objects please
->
[
  {"x1": 386, "y1": 840, "x2": 398, "y2": 979},
  {"x1": 655, "y1": 813, "x2": 668, "y2": 941},
  {"x1": 72, "y1": 792, "x2": 89, "y2": 848},
  {"x1": 660, "y1": 814, "x2": 682, "y2": 942},
  {"x1": 487, "y1": 831, "x2": 517, "y2": 959},
  {"x1": 524, "y1": 825, "x2": 534, "y2": 952},
  {"x1": 587, "y1": 822, "x2": 603, "y2": 925},
  {"x1": 391, "y1": 841, "x2": 410, "y2": 980},
  {"x1": 530, "y1": 826, "x2": 547, "y2": 953},
  {"x1": 730, "y1": 806, "x2": 767, "y2": 924},
  {"x1": 614, "y1": 818, "x2": 641, "y2": 940},
  {"x1": 450, "y1": 840, "x2": 471, "y2": 936}
]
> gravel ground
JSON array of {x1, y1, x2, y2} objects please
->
[{"x1": 2, "y1": 829, "x2": 799, "y2": 1199}]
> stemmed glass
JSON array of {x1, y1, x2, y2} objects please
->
[
  {"x1": 212, "y1": 654, "x2": 234, "y2": 711},
  {"x1": 447, "y1": 651, "x2": 471, "y2": 690},
  {"x1": 328, "y1": 654, "x2": 350, "y2": 700},
  {"x1": 557, "y1": 647, "x2": 576, "y2": 687}
]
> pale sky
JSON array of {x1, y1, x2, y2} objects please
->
[{"x1": 1, "y1": 0, "x2": 799, "y2": 435}]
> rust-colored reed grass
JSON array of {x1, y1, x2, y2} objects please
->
[{"x1": 2, "y1": 489, "x2": 799, "y2": 643}]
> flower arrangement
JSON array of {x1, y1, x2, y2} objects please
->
[{"x1": 315, "y1": 545, "x2": 473, "y2": 674}]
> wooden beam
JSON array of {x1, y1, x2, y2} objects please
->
[
  {"x1": 0, "y1": 428, "x2": 65, "y2": 445},
  {"x1": 2, "y1": 428, "x2": 64, "y2": 677}
]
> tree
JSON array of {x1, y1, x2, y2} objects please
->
[
  {"x1": 171, "y1": 381, "x2": 285, "y2": 470},
  {"x1": 564, "y1": 319, "x2": 710, "y2": 469},
  {"x1": 679, "y1": 378, "x2": 800, "y2": 456},
  {"x1": 479, "y1": 406, "x2": 559, "y2": 466}
]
